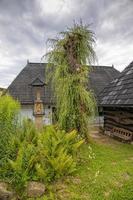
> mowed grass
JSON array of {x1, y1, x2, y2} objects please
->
[{"x1": 63, "y1": 136, "x2": 133, "y2": 200}]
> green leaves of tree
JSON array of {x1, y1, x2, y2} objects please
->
[{"x1": 46, "y1": 21, "x2": 97, "y2": 140}]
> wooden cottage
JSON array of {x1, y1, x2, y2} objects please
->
[
  {"x1": 7, "y1": 62, "x2": 120, "y2": 125},
  {"x1": 99, "y1": 62, "x2": 133, "y2": 142}
]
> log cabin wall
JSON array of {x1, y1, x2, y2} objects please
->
[
  {"x1": 103, "y1": 107, "x2": 133, "y2": 141},
  {"x1": 99, "y1": 62, "x2": 133, "y2": 142}
]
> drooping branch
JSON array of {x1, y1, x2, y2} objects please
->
[{"x1": 46, "y1": 21, "x2": 97, "y2": 140}]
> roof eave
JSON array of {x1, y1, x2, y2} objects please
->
[{"x1": 101, "y1": 104, "x2": 133, "y2": 108}]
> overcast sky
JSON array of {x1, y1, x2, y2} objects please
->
[{"x1": 0, "y1": 0, "x2": 133, "y2": 88}]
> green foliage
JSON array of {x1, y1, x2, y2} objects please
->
[
  {"x1": 46, "y1": 21, "x2": 97, "y2": 140},
  {"x1": 0, "y1": 95, "x2": 20, "y2": 168},
  {"x1": 35, "y1": 126, "x2": 84, "y2": 182},
  {"x1": 28, "y1": 197, "x2": 50, "y2": 200},
  {"x1": 0, "y1": 119, "x2": 37, "y2": 194},
  {"x1": 1, "y1": 121, "x2": 83, "y2": 196},
  {"x1": 65, "y1": 140, "x2": 133, "y2": 200},
  {"x1": 28, "y1": 140, "x2": 133, "y2": 200}
]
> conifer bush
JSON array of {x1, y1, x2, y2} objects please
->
[{"x1": 0, "y1": 95, "x2": 20, "y2": 168}]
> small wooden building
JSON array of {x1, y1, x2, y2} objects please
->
[{"x1": 99, "y1": 62, "x2": 133, "y2": 142}]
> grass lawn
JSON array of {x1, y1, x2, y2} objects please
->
[{"x1": 55, "y1": 134, "x2": 133, "y2": 200}]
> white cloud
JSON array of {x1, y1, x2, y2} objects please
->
[
  {"x1": 101, "y1": 19, "x2": 115, "y2": 31},
  {"x1": 96, "y1": 38, "x2": 133, "y2": 71},
  {"x1": 38, "y1": 0, "x2": 67, "y2": 15}
]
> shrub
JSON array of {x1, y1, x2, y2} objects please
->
[
  {"x1": 35, "y1": 126, "x2": 84, "y2": 182},
  {"x1": 3, "y1": 122, "x2": 84, "y2": 196},
  {"x1": 0, "y1": 95, "x2": 20, "y2": 168}
]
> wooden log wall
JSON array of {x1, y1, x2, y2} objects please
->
[{"x1": 103, "y1": 107, "x2": 133, "y2": 141}]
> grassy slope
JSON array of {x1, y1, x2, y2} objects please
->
[{"x1": 66, "y1": 137, "x2": 133, "y2": 200}]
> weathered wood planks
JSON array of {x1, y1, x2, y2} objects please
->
[{"x1": 103, "y1": 107, "x2": 133, "y2": 141}]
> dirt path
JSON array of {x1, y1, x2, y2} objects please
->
[{"x1": 90, "y1": 130, "x2": 122, "y2": 146}]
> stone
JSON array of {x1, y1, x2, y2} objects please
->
[
  {"x1": 123, "y1": 172, "x2": 130, "y2": 180},
  {"x1": 27, "y1": 181, "x2": 45, "y2": 198},
  {"x1": 104, "y1": 190, "x2": 111, "y2": 197},
  {"x1": 71, "y1": 177, "x2": 81, "y2": 185},
  {"x1": 0, "y1": 182, "x2": 14, "y2": 200}
]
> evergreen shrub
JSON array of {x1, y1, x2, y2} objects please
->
[{"x1": 0, "y1": 95, "x2": 20, "y2": 168}]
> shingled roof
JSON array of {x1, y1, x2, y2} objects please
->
[
  {"x1": 89, "y1": 65, "x2": 119, "y2": 98},
  {"x1": 8, "y1": 62, "x2": 120, "y2": 105},
  {"x1": 99, "y1": 61, "x2": 133, "y2": 107}
]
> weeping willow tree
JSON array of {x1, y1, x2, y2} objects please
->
[{"x1": 46, "y1": 22, "x2": 97, "y2": 140}]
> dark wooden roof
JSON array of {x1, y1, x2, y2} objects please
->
[
  {"x1": 89, "y1": 65, "x2": 119, "y2": 98},
  {"x1": 7, "y1": 62, "x2": 120, "y2": 105},
  {"x1": 99, "y1": 62, "x2": 133, "y2": 107}
]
